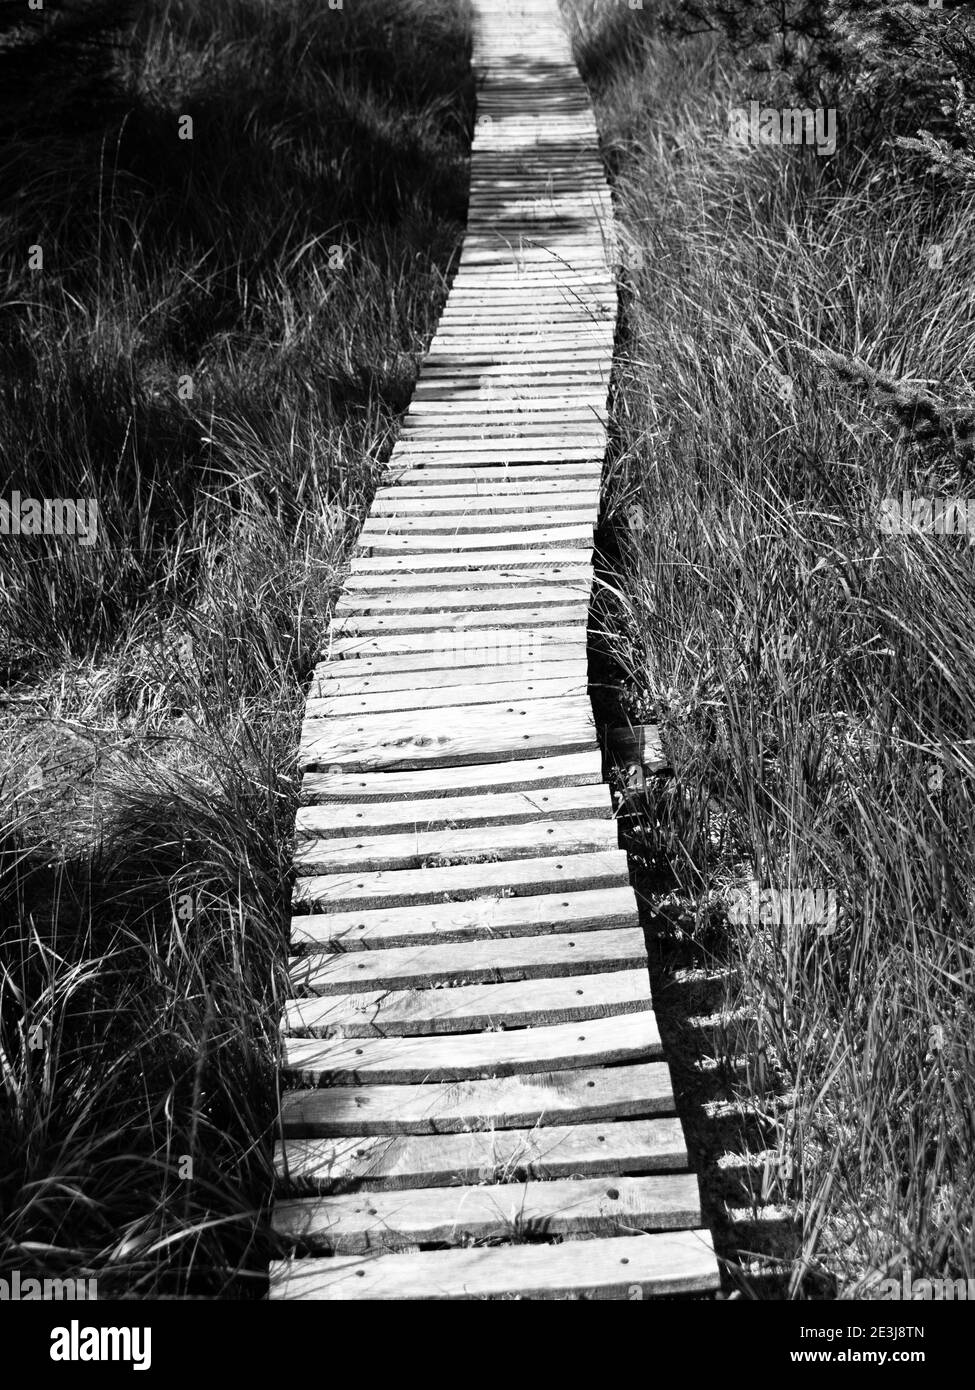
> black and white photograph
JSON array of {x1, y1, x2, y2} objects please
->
[{"x1": 0, "y1": 0, "x2": 971, "y2": 1355}]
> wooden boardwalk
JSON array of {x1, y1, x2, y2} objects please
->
[{"x1": 269, "y1": 0, "x2": 720, "y2": 1300}]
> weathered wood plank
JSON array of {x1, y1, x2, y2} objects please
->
[
  {"x1": 382, "y1": 464, "x2": 603, "y2": 485},
  {"x1": 297, "y1": 750, "x2": 603, "y2": 803},
  {"x1": 274, "y1": 1117, "x2": 689, "y2": 1192},
  {"x1": 288, "y1": 926, "x2": 646, "y2": 995},
  {"x1": 342, "y1": 564, "x2": 592, "y2": 590},
  {"x1": 357, "y1": 525, "x2": 594, "y2": 552},
  {"x1": 329, "y1": 604, "x2": 589, "y2": 637},
  {"x1": 312, "y1": 647, "x2": 586, "y2": 691},
  {"x1": 292, "y1": 849, "x2": 631, "y2": 913},
  {"x1": 297, "y1": 696, "x2": 595, "y2": 773},
  {"x1": 346, "y1": 546, "x2": 595, "y2": 572},
  {"x1": 269, "y1": 1228, "x2": 719, "y2": 1300},
  {"x1": 401, "y1": 411, "x2": 604, "y2": 428},
  {"x1": 320, "y1": 626, "x2": 584, "y2": 664},
  {"x1": 283, "y1": 969, "x2": 651, "y2": 1038},
  {"x1": 280, "y1": 1061, "x2": 675, "y2": 1137},
  {"x1": 283, "y1": 1012, "x2": 662, "y2": 1086},
  {"x1": 308, "y1": 660, "x2": 588, "y2": 706},
  {"x1": 294, "y1": 782, "x2": 611, "y2": 837},
  {"x1": 369, "y1": 490, "x2": 599, "y2": 513},
  {"x1": 293, "y1": 816, "x2": 619, "y2": 876},
  {"x1": 335, "y1": 583, "x2": 591, "y2": 614},
  {"x1": 273, "y1": 1173, "x2": 701, "y2": 1253},
  {"x1": 306, "y1": 670, "x2": 587, "y2": 718},
  {"x1": 410, "y1": 382, "x2": 608, "y2": 399},
  {"x1": 290, "y1": 885, "x2": 639, "y2": 952},
  {"x1": 418, "y1": 359, "x2": 610, "y2": 376},
  {"x1": 357, "y1": 508, "x2": 598, "y2": 533}
]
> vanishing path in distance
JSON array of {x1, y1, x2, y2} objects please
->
[{"x1": 269, "y1": 0, "x2": 720, "y2": 1301}]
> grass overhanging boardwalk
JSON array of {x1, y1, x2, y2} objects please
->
[{"x1": 269, "y1": 0, "x2": 719, "y2": 1300}]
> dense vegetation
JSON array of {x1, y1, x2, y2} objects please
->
[
  {"x1": 3, "y1": 0, "x2": 971, "y2": 1301},
  {"x1": 566, "y1": 0, "x2": 975, "y2": 1296},
  {"x1": 0, "y1": 0, "x2": 473, "y2": 1297}
]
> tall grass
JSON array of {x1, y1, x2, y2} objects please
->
[
  {"x1": 0, "y1": 0, "x2": 473, "y2": 1296},
  {"x1": 566, "y1": 0, "x2": 975, "y2": 1296}
]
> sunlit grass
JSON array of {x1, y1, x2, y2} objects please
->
[{"x1": 566, "y1": 0, "x2": 975, "y2": 1297}]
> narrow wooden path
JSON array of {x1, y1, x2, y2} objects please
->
[{"x1": 269, "y1": 0, "x2": 719, "y2": 1300}]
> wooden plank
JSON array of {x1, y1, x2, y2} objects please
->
[
  {"x1": 342, "y1": 564, "x2": 592, "y2": 589},
  {"x1": 420, "y1": 340, "x2": 611, "y2": 355},
  {"x1": 297, "y1": 751, "x2": 603, "y2": 803},
  {"x1": 274, "y1": 1117, "x2": 689, "y2": 1191},
  {"x1": 279, "y1": 1061, "x2": 674, "y2": 1138},
  {"x1": 285, "y1": 1011, "x2": 659, "y2": 1084},
  {"x1": 356, "y1": 526, "x2": 594, "y2": 552},
  {"x1": 297, "y1": 697, "x2": 594, "y2": 773},
  {"x1": 447, "y1": 258, "x2": 612, "y2": 272},
  {"x1": 309, "y1": 651, "x2": 585, "y2": 692},
  {"x1": 389, "y1": 440, "x2": 604, "y2": 461},
  {"x1": 370, "y1": 491, "x2": 599, "y2": 515},
  {"x1": 357, "y1": 511, "x2": 598, "y2": 537},
  {"x1": 294, "y1": 783, "x2": 611, "y2": 836},
  {"x1": 321, "y1": 627, "x2": 585, "y2": 663},
  {"x1": 357, "y1": 503, "x2": 599, "y2": 530},
  {"x1": 283, "y1": 969, "x2": 652, "y2": 1038},
  {"x1": 441, "y1": 281, "x2": 612, "y2": 298},
  {"x1": 441, "y1": 288, "x2": 611, "y2": 303},
  {"x1": 306, "y1": 670, "x2": 587, "y2": 718},
  {"x1": 336, "y1": 581, "x2": 591, "y2": 609},
  {"x1": 414, "y1": 375, "x2": 607, "y2": 389},
  {"x1": 447, "y1": 261, "x2": 610, "y2": 273},
  {"x1": 290, "y1": 885, "x2": 639, "y2": 952},
  {"x1": 460, "y1": 195, "x2": 608, "y2": 206},
  {"x1": 433, "y1": 312, "x2": 608, "y2": 325},
  {"x1": 322, "y1": 638, "x2": 586, "y2": 673},
  {"x1": 411, "y1": 365, "x2": 609, "y2": 381},
  {"x1": 410, "y1": 381, "x2": 608, "y2": 397},
  {"x1": 385, "y1": 456, "x2": 602, "y2": 476},
  {"x1": 400, "y1": 404, "x2": 603, "y2": 418},
  {"x1": 453, "y1": 265, "x2": 612, "y2": 278},
  {"x1": 308, "y1": 659, "x2": 588, "y2": 703},
  {"x1": 291, "y1": 849, "x2": 632, "y2": 912},
  {"x1": 397, "y1": 408, "x2": 604, "y2": 422},
  {"x1": 293, "y1": 817, "x2": 619, "y2": 876},
  {"x1": 273, "y1": 1173, "x2": 701, "y2": 1252},
  {"x1": 391, "y1": 433, "x2": 603, "y2": 450},
  {"x1": 380, "y1": 469, "x2": 602, "y2": 489},
  {"x1": 288, "y1": 927, "x2": 646, "y2": 995},
  {"x1": 434, "y1": 317, "x2": 608, "y2": 333},
  {"x1": 283, "y1": 1013, "x2": 662, "y2": 1086},
  {"x1": 440, "y1": 290, "x2": 609, "y2": 303},
  {"x1": 269, "y1": 1228, "x2": 719, "y2": 1300},
  {"x1": 406, "y1": 380, "x2": 603, "y2": 397},
  {"x1": 428, "y1": 329, "x2": 612, "y2": 345},
  {"x1": 446, "y1": 261, "x2": 613, "y2": 274},
  {"x1": 343, "y1": 547, "x2": 595, "y2": 573},
  {"x1": 401, "y1": 411, "x2": 605, "y2": 427},
  {"x1": 330, "y1": 605, "x2": 588, "y2": 638},
  {"x1": 333, "y1": 600, "x2": 589, "y2": 631},
  {"x1": 420, "y1": 353, "x2": 611, "y2": 369},
  {"x1": 466, "y1": 198, "x2": 608, "y2": 210},
  {"x1": 457, "y1": 250, "x2": 612, "y2": 264}
]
